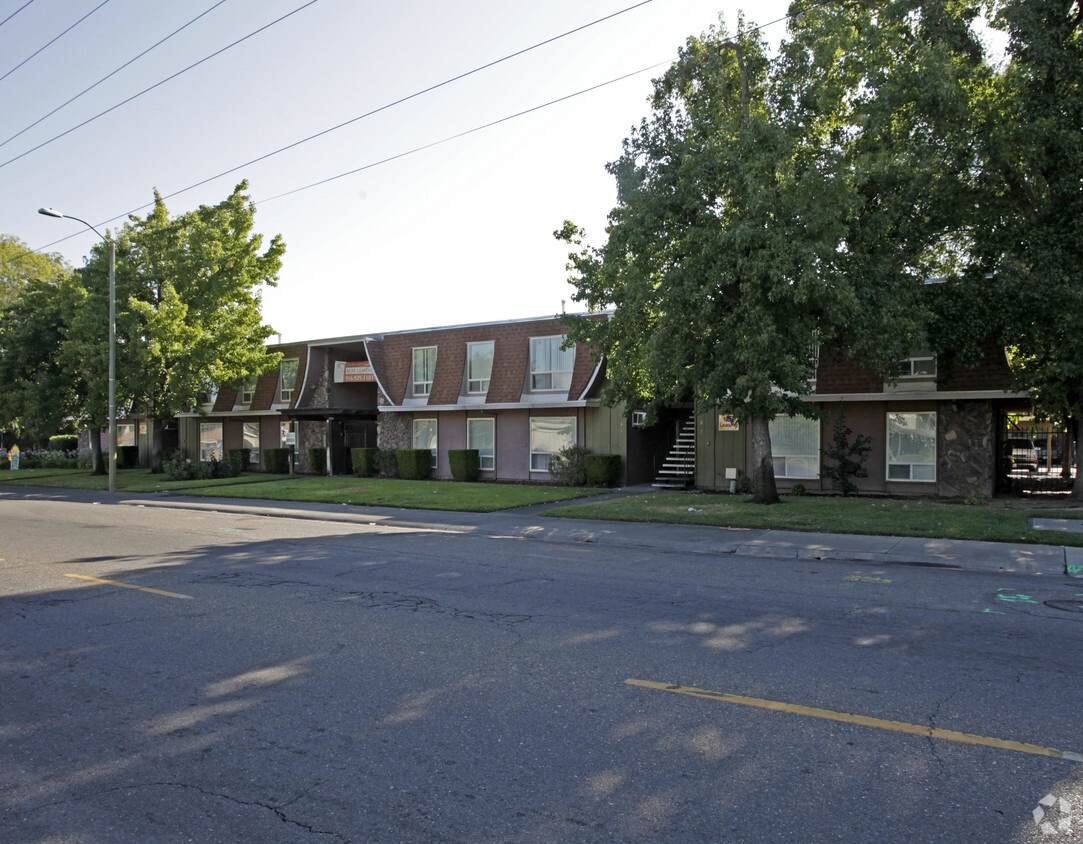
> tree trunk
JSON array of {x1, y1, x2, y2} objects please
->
[
  {"x1": 149, "y1": 418, "x2": 165, "y2": 474},
  {"x1": 1071, "y1": 416, "x2": 1083, "y2": 501},
  {"x1": 88, "y1": 426, "x2": 105, "y2": 475},
  {"x1": 750, "y1": 415, "x2": 780, "y2": 505}
]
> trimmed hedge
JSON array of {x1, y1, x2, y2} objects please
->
[
  {"x1": 49, "y1": 435, "x2": 78, "y2": 451},
  {"x1": 116, "y1": 445, "x2": 140, "y2": 469},
  {"x1": 227, "y1": 448, "x2": 251, "y2": 474},
  {"x1": 351, "y1": 447, "x2": 379, "y2": 477},
  {"x1": 308, "y1": 447, "x2": 327, "y2": 475},
  {"x1": 264, "y1": 447, "x2": 290, "y2": 474},
  {"x1": 585, "y1": 453, "x2": 621, "y2": 487},
  {"x1": 448, "y1": 449, "x2": 480, "y2": 482},
  {"x1": 395, "y1": 448, "x2": 432, "y2": 480}
]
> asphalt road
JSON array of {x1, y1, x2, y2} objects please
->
[{"x1": 1, "y1": 494, "x2": 1081, "y2": 843}]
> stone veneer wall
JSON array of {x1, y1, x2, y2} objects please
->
[
  {"x1": 296, "y1": 350, "x2": 332, "y2": 473},
  {"x1": 938, "y1": 401, "x2": 995, "y2": 498},
  {"x1": 378, "y1": 411, "x2": 412, "y2": 451}
]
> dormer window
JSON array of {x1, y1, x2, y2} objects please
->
[
  {"x1": 240, "y1": 375, "x2": 257, "y2": 407},
  {"x1": 279, "y1": 358, "x2": 299, "y2": 404},
  {"x1": 530, "y1": 335, "x2": 574, "y2": 391},
  {"x1": 412, "y1": 346, "x2": 436, "y2": 396},
  {"x1": 467, "y1": 341, "x2": 493, "y2": 394}
]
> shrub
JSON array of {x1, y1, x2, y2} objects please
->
[
  {"x1": 549, "y1": 445, "x2": 588, "y2": 485},
  {"x1": 49, "y1": 435, "x2": 78, "y2": 452},
  {"x1": 307, "y1": 447, "x2": 327, "y2": 475},
  {"x1": 377, "y1": 449, "x2": 399, "y2": 478},
  {"x1": 822, "y1": 412, "x2": 871, "y2": 497},
  {"x1": 736, "y1": 473, "x2": 754, "y2": 494},
  {"x1": 161, "y1": 449, "x2": 235, "y2": 480},
  {"x1": 396, "y1": 449, "x2": 432, "y2": 480},
  {"x1": 264, "y1": 447, "x2": 290, "y2": 474},
  {"x1": 351, "y1": 447, "x2": 379, "y2": 477},
  {"x1": 226, "y1": 448, "x2": 251, "y2": 474},
  {"x1": 790, "y1": 483, "x2": 807, "y2": 496},
  {"x1": 116, "y1": 445, "x2": 139, "y2": 469},
  {"x1": 20, "y1": 449, "x2": 80, "y2": 469},
  {"x1": 448, "y1": 449, "x2": 480, "y2": 482},
  {"x1": 584, "y1": 453, "x2": 621, "y2": 487}
]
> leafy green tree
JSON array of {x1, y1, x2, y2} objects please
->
[
  {"x1": 73, "y1": 181, "x2": 284, "y2": 471},
  {"x1": 968, "y1": 0, "x2": 1083, "y2": 496},
  {"x1": 0, "y1": 234, "x2": 71, "y2": 308},
  {"x1": 0, "y1": 276, "x2": 86, "y2": 447},
  {"x1": 558, "y1": 5, "x2": 986, "y2": 503}
]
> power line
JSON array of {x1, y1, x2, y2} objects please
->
[
  {"x1": 0, "y1": 0, "x2": 112, "y2": 85},
  {"x1": 0, "y1": 0, "x2": 232, "y2": 151},
  {"x1": 0, "y1": 0, "x2": 322, "y2": 171},
  {"x1": 0, "y1": 0, "x2": 37, "y2": 30},
  {"x1": 29, "y1": 0, "x2": 822, "y2": 255}
]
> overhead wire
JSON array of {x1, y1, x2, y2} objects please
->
[
  {"x1": 0, "y1": 0, "x2": 37, "y2": 30},
  {"x1": 0, "y1": 0, "x2": 232, "y2": 151},
  {"x1": 0, "y1": 0, "x2": 322, "y2": 171},
  {"x1": 27, "y1": 0, "x2": 827, "y2": 257},
  {"x1": 0, "y1": 0, "x2": 112, "y2": 85}
]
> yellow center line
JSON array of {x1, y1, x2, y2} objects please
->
[
  {"x1": 64, "y1": 574, "x2": 193, "y2": 600},
  {"x1": 625, "y1": 679, "x2": 1083, "y2": 763}
]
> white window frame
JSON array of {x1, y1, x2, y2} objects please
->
[
  {"x1": 467, "y1": 341, "x2": 494, "y2": 394},
  {"x1": 529, "y1": 416, "x2": 576, "y2": 472},
  {"x1": 769, "y1": 416, "x2": 820, "y2": 479},
  {"x1": 240, "y1": 375, "x2": 257, "y2": 407},
  {"x1": 413, "y1": 418, "x2": 438, "y2": 468},
  {"x1": 887, "y1": 411, "x2": 937, "y2": 481},
  {"x1": 200, "y1": 421, "x2": 223, "y2": 462},
  {"x1": 467, "y1": 418, "x2": 495, "y2": 471},
  {"x1": 899, "y1": 351, "x2": 937, "y2": 378},
  {"x1": 529, "y1": 335, "x2": 574, "y2": 392},
  {"x1": 243, "y1": 421, "x2": 261, "y2": 464},
  {"x1": 279, "y1": 358, "x2": 299, "y2": 404},
  {"x1": 412, "y1": 346, "x2": 437, "y2": 397}
]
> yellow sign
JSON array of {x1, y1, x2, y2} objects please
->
[{"x1": 718, "y1": 415, "x2": 740, "y2": 432}]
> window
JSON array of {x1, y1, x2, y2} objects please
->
[
  {"x1": 467, "y1": 418, "x2": 495, "y2": 470},
  {"x1": 530, "y1": 416, "x2": 575, "y2": 472},
  {"x1": 530, "y1": 336, "x2": 574, "y2": 391},
  {"x1": 413, "y1": 418, "x2": 437, "y2": 468},
  {"x1": 887, "y1": 412, "x2": 936, "y2": 481},
  {"x1": 117, "y1": 423, "x2": 136, "y2": 448},
  {"x1": 279, "y1": 358, "x2": 299, "y2": 404},
  {"x1": 280, "y1": 420, "x2": 294, "y2": 448},
  {"x1": 200, "y1": 422, "x2": 223, "y2": 462},
  {"x1": 243, "y1": 421, "x2": 260, "y2": 464},
  {"x1": 412, "y1": 347, "x2": 437, "y2": 396},
  {"x1": 467, "y1": 341, "x2": 494, "y2": 394},
  {"x1": 769, "y1": 416, "x2": 819, "y2": 479},
  {"x1": 240, "y1": 375, "x2": 257, "y2": 406},
  {"x1": 899, "y1": 350, "x2": 936, "y2": 378}
]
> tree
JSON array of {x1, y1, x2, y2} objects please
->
[
  {"x1": 558, "y1": 4, "x2": 987, "y2": 503},
  {"x1": 0, "y1": 276, "x2": 85, "y2": 447},
  {"x1": 73, "y1": 182, "x2": 285, "y2": 471},
  {"x1": 968, "y1": 0, "x2": 1083, "y2": 496},
  {"x1": 0, "y1": 234, "x2": 71, "y2": 309}
]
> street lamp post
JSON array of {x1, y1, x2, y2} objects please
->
[{"x1": 38, "y1": 208, "x2": 117, "y2": 494}]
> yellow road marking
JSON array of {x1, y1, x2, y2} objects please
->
[
  {"x1": 64, "y1": 574, "x2": 192, "y2": 600},
  {"x1": 625, "y1": 679, "x2": 1083, "y2": 762}
]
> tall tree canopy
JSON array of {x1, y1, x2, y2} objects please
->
[
  {"x1": 0, "y1": 234, "x2": 71, "y2": 308},
  {"x1": 558, "y1": 2, "x2": 988, "y2": 502}
]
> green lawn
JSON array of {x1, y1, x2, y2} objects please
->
[
  {"x1": 0, "y1": 468, "x2": 291, "y2": 493},
  {"x1": 547, "y1": 491, "x2": 1083, "y2": 547},
  {"x1": 174, "y1": 476, "x2": 602, "y2": 512}
]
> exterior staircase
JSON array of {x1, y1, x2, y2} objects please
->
[{"x1": 651, "y1": 416, "x2": 696, "y2": 488}]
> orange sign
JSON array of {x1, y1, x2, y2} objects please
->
[
  {"x1": 334, "y1": 361, "x2": 375, "y2": 383},
  {"x1": 718, "y1": 415, "x2": 740, "y2": 432}
]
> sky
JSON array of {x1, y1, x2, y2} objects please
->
[
  {"x1": 1, "y1": 0, "x2": 806, "y2": 342},
  {"x1": 1, "y1": 0, "x2": 1002, "y2": 344}
]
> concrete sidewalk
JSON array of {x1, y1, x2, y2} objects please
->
[{"x1": 8, "y1": 483, "x2": 1077, "y2": 579}]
